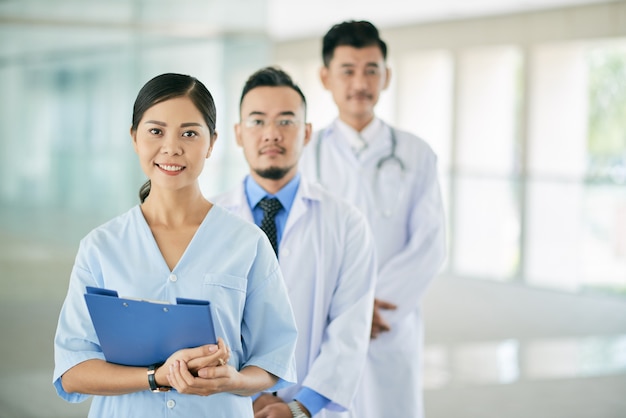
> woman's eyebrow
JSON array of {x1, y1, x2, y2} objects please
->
[
  {"x1": 143, "y1": 120, "x2": 204, "y2": 128},
  {"x1": 144, "y1": 120, "x2": 166, "y2": 126}
]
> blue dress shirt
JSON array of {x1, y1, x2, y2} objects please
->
[{"x1": 244, "y1": 173, "x2": 301, "y2": 247}]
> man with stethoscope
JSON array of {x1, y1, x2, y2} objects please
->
[{"x1": 300, "y1": 20, "x2": 447, "y2": 418}]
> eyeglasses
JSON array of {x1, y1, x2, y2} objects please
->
[{"x1": 242, "y1": 117, "x2": 301, "y2": 130}]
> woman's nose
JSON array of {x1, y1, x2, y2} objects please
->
[{"x1": 161, "y1": 134, "x2": 183, "y2": 154}]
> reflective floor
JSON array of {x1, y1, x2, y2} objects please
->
[
  {"x1": 423, "y1": 336, "x2": 626, "y2": 418},
  {"x1": 1, "y1": 231, "x2": 625, "y2": 417},
  {"x1": 421, "y1": 276, "x2": 626, "y2": 418},
  {"x1": 424, "y1": 335, "x2": 626, "y2": 388}
]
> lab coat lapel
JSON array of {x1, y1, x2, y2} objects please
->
[
  {"x1": 282, "y1": 178, "x2": 318, "y2": 242},
  {"x1": 325, "y1": 122, "x2": 362, "y2": 170},
  {"x1": 357, "y1": 121, "x2": 393, "y2": 168},
  {"x1": 213, "y1": 181, "x2": 254, "y2": 224}
]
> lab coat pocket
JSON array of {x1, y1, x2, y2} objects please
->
[{"x1": 375, "y1": 162, "x2": 406, "y2": 218}]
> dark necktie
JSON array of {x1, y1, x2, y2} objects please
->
[{"x1": 258, "y1": 197, "x2": 282, "y2": 255}]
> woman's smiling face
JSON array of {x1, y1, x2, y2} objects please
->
[{"x1": 132, "y1": 96, "x2": 214, "y2": 194}]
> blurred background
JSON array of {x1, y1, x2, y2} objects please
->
[{"x1": 1, "y1": 0, "x2": 625, "y2": 417}]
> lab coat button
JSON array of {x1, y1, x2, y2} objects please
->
[
  {"x1": 169, "y1": 274, "x2": 177, "y2": 282},
  {"x1": 384, "y1": 210, "x2": 392, "y2": 217},
  {"x1": 166, "y1": 400, "x2": 176, "y2": 409},
  {"x1": 281, "y1": 248, "x2": 290, "y2": 257}
]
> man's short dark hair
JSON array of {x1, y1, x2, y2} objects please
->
[
  {"x1": 322, "y1": 20, "x2": 388, "y2": 67},
  {"x1": 239, "y1": 66, "x2": 307, "y2": 117}
]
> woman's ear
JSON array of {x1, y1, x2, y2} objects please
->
[
  {"x1": 206, "y1": 132, "x2": 218, "y2": 158},
  {"x1": 130, "y1": 127, "x2": 138, "y2": 153}
]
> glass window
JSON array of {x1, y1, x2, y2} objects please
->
[
  {"x1": 525, "y1": 40, "x2": 626, "y2": 294},
  {"x1": 452, "y1": 46, "x2": 522, "y2": 281},
  {"x1": 455, "y1": 178, "x2": 521, "y2": 279},
  {"x1": 583, "y1": 42, "x2": 626, "y2": 294},
  {"x1": 396, "y1": 50, "x2": 453, "y2": 174}
]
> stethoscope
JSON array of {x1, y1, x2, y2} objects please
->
[{"x1": 315, "y1": 124, "x2": 406, "y2": 217}]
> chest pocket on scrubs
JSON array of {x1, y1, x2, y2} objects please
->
[{"x1": 203, "y1": 273, "x2": 247, "y2": 325}]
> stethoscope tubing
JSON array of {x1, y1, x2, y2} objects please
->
[{"x1": 315, "y1": 123, "x2": 405, "y2": 183}]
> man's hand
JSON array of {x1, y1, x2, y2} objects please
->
[
  {"x1": 371, "y1": 298, "x2": 397, "y2": 339},
  {"x1": 253, "y1": 393, "x2": 282, "y2": 413},
  {"x1": 253, "y1": 396, "x2": 297, "y2": 418}
]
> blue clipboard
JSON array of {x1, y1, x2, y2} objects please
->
[{"x1": 84, "y1": 287, "x2": 217, "y2": 366}]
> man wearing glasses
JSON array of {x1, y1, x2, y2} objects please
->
[{"x1": 213, "y1": 66, "x2": 377, "y2": 418}]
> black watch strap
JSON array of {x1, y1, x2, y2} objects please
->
[{"x1": 147, "y1": 363, "x2": 170, "y2": 392}]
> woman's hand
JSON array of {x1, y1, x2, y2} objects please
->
[
  {"x1": 168, "y1": 362, "x2": 278, "y2": 397},
  {"x1": 155, "y1": 337, "x2": 230, "y2": 387},
  {"x1": 166, "y1": 358, "x2": 243, "y2": 396},
  {"x1": 156, "y1": 337, "x2": 276, "y2": 397},
  {"x1": 186, "y1": 337, "x2": 231, "y2": 371}
]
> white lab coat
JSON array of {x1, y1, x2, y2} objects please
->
[
  {"x1": 212, "y1": 177, "x2": 377, "y2": 417},
  {"x1": 300, "y1": 118, "x2": 447, "y2": 418}
]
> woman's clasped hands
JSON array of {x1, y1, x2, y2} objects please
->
[{"x1": 155, "y1": 337, "x2": 236, "y2": 396}]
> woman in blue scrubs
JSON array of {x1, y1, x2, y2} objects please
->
[{"x1": 53, "y1": 73, "x2": 298, "y2": 417}]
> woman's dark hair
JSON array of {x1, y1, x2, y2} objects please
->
[
  {"x1": 239, "y1": 66, "x2": 307, "y2": 118},
  {"x1": 322, "y1": 20, "x2": 387, "y2": 67},
  {"x1": 132, "y1": 73, "x2": 217, "y2": 203}
]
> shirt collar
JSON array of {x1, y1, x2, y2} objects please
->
[
  {"x1": 335, "y1": 118, "x2": 385, "y2": 154},
  {"x1": 244, "y1": 173, "x2": 301, "y2": 214}
]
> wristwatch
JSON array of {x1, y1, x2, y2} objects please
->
[
  {"x1": 147, "y1": 363, "x2": 171, "y2": 392},
  {"x1": 287, "y1": 400, "x2": 309, "y2": 418}
]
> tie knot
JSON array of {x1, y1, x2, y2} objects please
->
[{"x1": 258, "y1": 197, "x2": 282, "y2": 217}]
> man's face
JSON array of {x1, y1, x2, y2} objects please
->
[
  {"x1": 321, "y1": 45, "x2": 390, "y2": 126},
  {"x1": 236, "y1": 86, "x2": 311, "y2": 183}
]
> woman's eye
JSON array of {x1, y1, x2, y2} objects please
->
[
  {"x1": 182, "y1": 131, "x2": 198, "y2": 138},
  {"x1": 149, "y1": 128, "x2": 162, "y2": 135}
]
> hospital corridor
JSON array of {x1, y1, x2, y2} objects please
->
[{"x1": 1, "y1": 0, "x2": 625, "y2": 417}]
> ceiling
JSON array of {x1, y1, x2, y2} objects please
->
[
  {"x1": 0, "y1": 0, "x2": 616, "y2": 59},
  {"x1": 266, "y1": 0, "x2": 614, "y2": 40}
]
